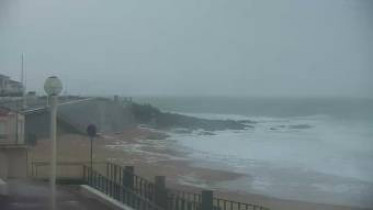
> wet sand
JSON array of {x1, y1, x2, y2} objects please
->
[{"x1": 30, "y1": 127, "x2": 370, "y2": 210}]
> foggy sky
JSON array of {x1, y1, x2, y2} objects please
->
[{"x1": 0, "y1": 0, "x2": 372, "y2": 97}]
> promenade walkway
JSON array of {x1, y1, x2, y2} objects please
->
[{"x1": 0, "y1": 179, "x2": 109, "y2": 210}]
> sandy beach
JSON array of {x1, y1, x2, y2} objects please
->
[{"x1": 29, "y1": 127, "x2": 371, "y2": 210}]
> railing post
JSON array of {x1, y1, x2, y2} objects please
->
[
  {"x1": 88, "y1": 167, "x2": 92, "y2": 185},
  {"x1": 110, "y1": 163, "x2": 114, "y2": 196},
  {"x1": 113, "y1": 165, "x2": 119, "y2": 199},
  {"x1": 31, "y1": 163, "x2": 34, "y2": 177},
  {"x1": 154, "y1": 176, "x2": 167, "y2": 209},
  {"x1": 82, "y1": 165, "x2": 86, "y2": 182},
  {"x1": 202, "y1": 190, "x2": 213, "y2": 210},
  {"x1": 105, "y1": 163, "x2": 109, "y2": 194},
  {"x1": 106, "y1": 162, "x2": 109, "y2": 177},
  {"x1": 124, "y1": 166, "x2": 134, "y2": 190}
]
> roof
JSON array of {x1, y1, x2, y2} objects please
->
[
  {"x1": 0, "y1": 74, "x2": 22, "y2": 86},
  {"x1": 0, "y1": 107, "x2": 11, "y2": 115},
  {"x1": 0, "y1": 106, "x2": 22, "y2": 115},
  {"x1": 8, "y1": 80, "x2": 22, "y2": 85}
]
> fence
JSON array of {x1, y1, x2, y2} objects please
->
[
  {"x1": 83, "y1": 165, "x2": 164, "y2": 210},
  {"x1": 167, "y1": 189, "x2": 202, "y2": 210},
  {"x1": 103, "y1": 162, "x2": 270, "y2": 210},
  {"x1": 30, "y1": 161, "x2": 105, "y2": 180},
  {"x1": 30, "y1": 161, "x2": 269, "y2": 210},
  {"x1": 106, "y1": 162, "x2": 156, "y2": 200},
  {"x1": 214, "y1": 198, "x2": 268, "y2": 210}
]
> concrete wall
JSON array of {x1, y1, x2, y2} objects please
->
[
  {"x1": 24, "y1": 98, "x2": 135, "y2": 141},
  {"x1": 24, "y1": 110, "x2": 51, "y2": 139},
  {"x1": 58, "y1": 99, "x2": 134, "y2": 133},
  {"x1": 7, "y1": 148, "x2": 28, "y2": 178},
  {"x1": 0, "y1": 146, "x2": 28, "y2": 180}
]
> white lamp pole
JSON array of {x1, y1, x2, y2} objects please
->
[{"x1": 44, "y1": 76, "x2": 63, "y2": 210}]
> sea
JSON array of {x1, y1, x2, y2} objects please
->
[{"x1": 133, "y1": 96, "x2": 373, "y2": 208}]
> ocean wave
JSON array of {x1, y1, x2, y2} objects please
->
[{"x1": 173, "y1": 111, "x2": 331, "y2": 123}]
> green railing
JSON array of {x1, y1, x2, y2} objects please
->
[
  {"x1": 103, "y1": 162, "x2": 270, "y2": 210},
  {"x1": 83, "y1": 165, "x2": 164, "y2": 210},
  {"x1": 31, "y1": 161, "x2": 270, "y2": 210}
]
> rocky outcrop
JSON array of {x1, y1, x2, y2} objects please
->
[{"x1": 130, "y1": 103, "x2": 254, "y2": 131}]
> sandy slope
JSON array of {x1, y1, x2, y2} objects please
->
[{"x1": 30, "y1": 127, "x2": 371, "y2": 210}]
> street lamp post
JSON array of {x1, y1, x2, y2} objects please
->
[{"x1": 44, "y1": 76, "x2": 63, "y2": 210}]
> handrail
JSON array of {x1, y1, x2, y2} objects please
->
[
  {"x1": 30, "y1": 161, "x2": 106, "y2": 178},
  {"x1": 214, "y1": 197, "x2": 270, "y2": 210},
  {"x1": 32, "y1": 161, "x2": 106, "y2": 166}
]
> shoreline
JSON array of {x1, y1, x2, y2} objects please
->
[{"x1": 30, "y1": 127, "x2": 371, "y2": 210}]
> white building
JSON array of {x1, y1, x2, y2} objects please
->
[
  {"x1": 0, "y1": 108, "x2": 24, "y2": 144},
  {"x1": 0, "y1": 74, "x2": 23, "y2": 97},
  {"x1": 0, "y1": 107, "x2": 27, "y2": 183}
]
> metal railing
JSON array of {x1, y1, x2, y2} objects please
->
[
  {"x1": 167, "y1": 189, "x2": 202, "y2": 210},
  {"x1": 31, "y1": 161, "x2": 104, "y2": 180},
  {"x1": 104, "y1": 162, "x2": 270, "y2": 210},
  {"x1": 214, "y1": 198, "x2": 269, "y2": 210},
  {"x1": 30, "y1": 161, "x2": 269, "y2": 210},
  {"x1": 106, "y1": 162, "x2": 156, "y2": 201},
  {"x1": 83, "y1": 165, "x2": 164, "y2": 210}
]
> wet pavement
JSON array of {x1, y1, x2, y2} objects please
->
[{"x1": 0, "y1": 179, "x2": 110, "y2": 210}]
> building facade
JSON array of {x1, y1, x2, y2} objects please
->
[
  {"x1": 0, "y1": 108, "x2": 27, "y2": 180},
  {"x1": 0, "y1": 108, "x2": 24, "y2": 144},
  {"x1": 0, "y1": 74, "x2": 23, "y2": 97}
]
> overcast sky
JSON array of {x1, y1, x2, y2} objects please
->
[{"x1": 0, "y1": 0, "x2": 372, "y2": 97}]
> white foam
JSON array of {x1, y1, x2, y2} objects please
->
[{"x1": 167, "y1": 113, "x2": 373, "y2": 206}]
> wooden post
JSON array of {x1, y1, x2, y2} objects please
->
[
  {"x1": 202, "y1": 190, "x2": 213, "y2": 210},
  {"x1": 124, "y1": 166, "x2": 134, "y2": 190},
  {"x1": 155, "y1": 176, "x2": 167, "y2": 209}
]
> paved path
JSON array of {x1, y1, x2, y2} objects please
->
[{"x1": 0, "y1": 179, "x2": 110, "y2": 210}]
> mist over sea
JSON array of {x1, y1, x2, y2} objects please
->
[{"x1": 134, "y1": 97, "x2": 373, "y2": 208}]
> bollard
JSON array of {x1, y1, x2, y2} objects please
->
[
  {"x1": 202, "y1": 190, "x2": 213, "y2": 210},
  {"x1": 155, "y1": 176, "x2": 167, "y2": 209},
  {"x1": 124, "y1": 166, "x2": 135, "y2": 190}
]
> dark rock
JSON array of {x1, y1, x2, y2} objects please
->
[
  {"x1": 289, "y1": 124, "x2": 312, "y2": 129},
  {"x1": 198, "y1": 131, "x2": 216, "y2": 136},
  {"x1": 130, "y1": 103, "x2": 252, "y2": 131},
  {"x1": 172, "y1": 128, "x2": 193, "y2": 134},
  {"x1": 238, "y1": 120, "x2": 257, "y2": 124},
  {"x1": 146, "y1": 132, "x2": 170, "y2": 140}
]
